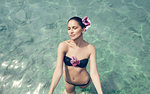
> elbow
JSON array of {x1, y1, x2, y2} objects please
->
[
  {"x1": 90, "y1": 70, "x2": 98, "y2": 77},
  {"x1": 90, "y1": 73, "x2": 95, "y2": 78},
  {"x1": 54, "y1": 68, "x2": 63, "y2": 77}
]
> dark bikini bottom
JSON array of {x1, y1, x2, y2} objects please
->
[{"x1": 66, "y1": 78, "x2": 91, "y2": 86}]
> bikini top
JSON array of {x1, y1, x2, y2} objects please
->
[{"x1": 63, "y1": 55, "x2": 89, "y2": 68}]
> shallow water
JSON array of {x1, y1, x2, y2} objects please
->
[{"x1": 0, "y1": 0, "x2": 150, "y2": 94}]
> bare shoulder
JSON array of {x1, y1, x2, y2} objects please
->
[
  {"x1": 87, "y1": 44, "x2": 96, "y2": 53},
  {"x1": 57, "y1": 41, "x2": 68, "y2": 53},
  {"x1": 58, "y1": 41, "x2": 67, "y2": 47}
]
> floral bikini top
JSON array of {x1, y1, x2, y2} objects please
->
[{"x1": 63, "y1": 55, "x2": 89, "y2": 68}]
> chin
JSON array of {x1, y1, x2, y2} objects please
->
[
  {"x1": 70, "y1": 38, "x2": 75, "y2": 40},
  {"x1": 70, "y1": 37, "x2": 76, "y2": 40}
]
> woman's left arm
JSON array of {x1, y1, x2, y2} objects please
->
[{"x1": 89, "y1": 45, "x2": 103, "y2": 94}]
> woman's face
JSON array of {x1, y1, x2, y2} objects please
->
[{"x1": 67, "y1": 20, "x2": 84, "y2": 40}]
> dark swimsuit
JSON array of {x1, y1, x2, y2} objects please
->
[{"x1": 63, "y1": 55, "x2": 91, "y2": 86}]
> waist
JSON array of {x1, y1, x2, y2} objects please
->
[{"x1": 64, "y1": 68, "x2": 90, "y2": 83}]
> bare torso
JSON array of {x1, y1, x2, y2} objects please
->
[{"x1": 63, "y1": 40, "x2": 91, "y2": 85}]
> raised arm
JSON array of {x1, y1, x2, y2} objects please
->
[
  {"x1": 89, "y1": 45, "x2": 103, "y2": 94},
  {"x1": 48, "y1": 42, "x2": 66, "y2": 94}
]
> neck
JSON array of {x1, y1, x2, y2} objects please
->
[{"x1": 70, "y1": 33, "x2": 84, "y2": 47}]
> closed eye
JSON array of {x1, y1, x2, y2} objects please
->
[{"x1": 73, "y1": 26, "x2": 77, "y2": 29}]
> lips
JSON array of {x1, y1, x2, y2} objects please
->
[{"x1": 70, "y1": 34, "x2": 75, "y2": 37}]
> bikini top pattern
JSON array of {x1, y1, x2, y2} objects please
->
[{"x1": 63, "y1": 55, "x2": 89, "y2": 68}]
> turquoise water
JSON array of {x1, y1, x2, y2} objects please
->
[{"x1": 0, "y1": 0, "x2": 150, "y2": 94}]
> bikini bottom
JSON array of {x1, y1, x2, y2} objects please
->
[{"x1": 66, "y1": 78, "x2": 91, "y2": 86}]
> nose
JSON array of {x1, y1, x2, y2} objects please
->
[{"x1": 70, "y1": 28, "x2": 74, "y2": 34}]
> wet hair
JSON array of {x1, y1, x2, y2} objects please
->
[{"x1": 68, "y1": 16, "x2": 86, "y2": 29}]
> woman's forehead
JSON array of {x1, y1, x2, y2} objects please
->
[{"x1": 68, "y1": 20, "x2": 79, "y2": 27}]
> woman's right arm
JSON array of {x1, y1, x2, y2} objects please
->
[{"x1": 48, "y1": 42, "x2": 66, "y2": 94}]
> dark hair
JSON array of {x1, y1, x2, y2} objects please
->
[{"x1": 68, "y1": 16, "x2": 86, "y2": 29}]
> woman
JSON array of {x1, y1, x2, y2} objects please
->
[{"x1": 48, "y1": 16, "x2": 103, "y2": 94}]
